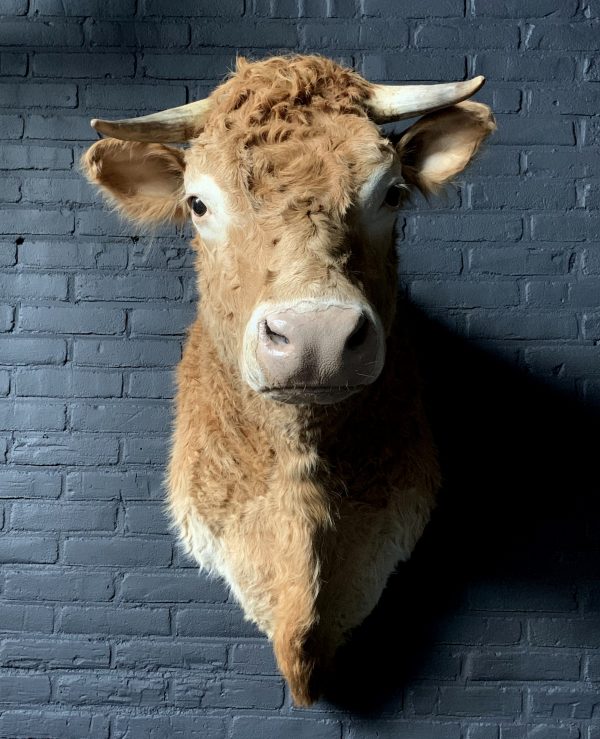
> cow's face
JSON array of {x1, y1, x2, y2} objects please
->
[{"x1": 83, "y1": 56, "x2": 495, "y2": 405}]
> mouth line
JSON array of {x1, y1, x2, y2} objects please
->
[{"x1": 263, "y1": 385, "x2": 362, "y2": 393}]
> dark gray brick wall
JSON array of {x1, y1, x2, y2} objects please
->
[{"x1": 1, "y1": 1, "x2": 599, "y2": 738}]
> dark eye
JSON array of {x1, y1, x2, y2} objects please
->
[
  {"x1": 383, "y1": 184, "x2": 406, "y2": 209},
  {"x1": 188, "y1": 196, "x2": 207, "y2": 217}
]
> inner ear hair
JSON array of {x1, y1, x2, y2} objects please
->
[{"x1": 397, "y1": 101, "x2": 496, "y2": 195}]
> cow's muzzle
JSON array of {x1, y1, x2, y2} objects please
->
[{"x1": 242, "y1": 299, "x2": 386, "y2": 405}]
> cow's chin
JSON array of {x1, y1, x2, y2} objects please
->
[{"x1": 260, "y1": 385, "x2": 364, "y2": 405}]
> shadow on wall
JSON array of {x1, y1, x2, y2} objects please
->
[{"x1": 322, "y1": 305, "x2": 600, "y2": 713}]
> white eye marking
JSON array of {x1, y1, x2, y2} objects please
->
[{"x1": 184, "y1": 173, "x2": 232, "y2": 245}]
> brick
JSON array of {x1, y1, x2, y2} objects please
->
[
  {"x1": 399, "y1": 246, "x2": 462, "y2": 275},
  {"x1": 114, "y1": 639, "x2": 226, "y2": 670},
  {"x1": 530, "y1": 86, "x2": 600, "y2": 116},
  {"x1": 32, "y1": 0, "x2": 136, "y2": 13},
  {"x1": 0, "y1": 242, "x2": 16, "y2": 266},
  {"x1": 0, "y1": 52, "x2": 27, "y2": 75},
  {"x1": 83, "y1": 82, "x2": 186, "y2": 111},
  {"x1": 129, "y1": 307, "x2": 195, "y2": 335},
  {"x1": 127, "y1": 370, "x2": 174, "y2": 398},
  {"x1": 0, "y1": 115, "x2": 23, "y2": 138},
  {"x1": 19, "y1": 305, "x2": 125, "y2": 334},
  {"x1": 0, "y1": 637, "x2": 110, "y2": 668},
  {"x1": 71, "y1": 401, "x2": 171, "y2": 432},
  {"x1": 56, "y1": 674, "x2": 166, "y2": 707},
  {"x1": 526, "y1": 22, "x2": 600, "y2": 50},
  {"x1": 349, "y1": 722, "x2": 461, "y2": 739},
  {"x1": 467, "y1": 311, "x2": 577, "y2": 340},
  {"x1": 501, "y1": 727, "x2": 579, "y2": 739},
  {"x1": 0, "y1": 400, "x2": 65, "y2": 431},
  {"x1": 0, "y1": 273, "x2": 67, "y2": 299},
  {"x1": 0, "y1": 602, "x2": 54, "y2": 633},
  {"x1": 530, "y1": 618, "x2": 600, "y2": 648},
  {"x1": 63, "y1": 536, "x2": 172, "y2": 566},
  {"x1": 176, "y1": 606, "x2": 262, "y2": 637},
  {"x1": 4, "y1": 569, "x2": 114, "y2": 600},
  {"x1": 11, "y1": 433, "x2": 120, "y2": 465},
  {"x1": 144, "y1": 0, "x2": 242, "y2": 12},
  {"x1": 22, "y1": 176, "x2": 95, "y2": 204},
  {"x1": 230, "y1": 642, "x2": 279, "y2": 675},
  {"x1": 432, "y1": 616, "x2": 522, "y2": 646},
  {"x1": 87, "y1": 21, "x2": 190, "y2": 49},
  {"x1": 174, "y1": 676, "x2": 284, "y2": 709},
  {"x1": 415, "y1": 22, "x2": 518, "y2": 49},
  {"x1": 0, "y1": 469, "x2": 61, "y2": 498},
  {"x1": 75, "y1": 274, "x2": 182, "y2": 300},
  {"x1": 123, "y1": 504, "x2": 171, "y2": 535},
  {"x1": 0, "y1": 304, "x2": 14, "y2": 331},
  {"x1": 530, "y1": 688, "x2": 600, "y2": 719},
  {"x1": 467, "y1": 651, "x2": 580, "y2": 681},
  {"x1": 474, "y1": 53, "x2": 576, "y2": 82},
  {"x1": 524, "y1": 280, "x2": 569, "y2": 306},
  {"x1": 10, "y1": 502, "x2": 116, "y2": 531},
  {"x1": 362, "y1": 0, "x2": 463, "y2": 16},
  {"x1": 0, "y1": 370, "x2": 10, "y2": 394},
  {"x1": 72, "y1": 338, "x2": 180, "y2": 367},
  {"x1": 0, "y1": 20, "x2": 83, "y2": 46},
  {"x1": 0, "y1": 176, "x2": 20, "y2": 202},
  {"x1": 193, "y1": 20, "x2": 296, "y2": 47},
  {"x1": 532, "y1": 214, "x2": 600, "y2": 242},
  {"x1": 25, "y1": 114, "x2": 95, "y2": 140},
  {"x1": 470, "y1": 180, "x2": 575, "y2": 210},
  {"x1": 0, "y1": 82, "x2": 77, "y2": 107},
  {"x1": 120, "y1": 571, "x2": 228, "y2": 602},
  {"x1": 358, "y1": 19, "x2": 408, "y2": 49},
  {"x1": 141, "y1": 52, "x2": 235, "y2": 80},
  {"x1": 362, "y1": 52, "x2": 466, "y2": 82},
  {"x1": 15, "y1": 368, "x2": 122, "y2": 398},
  {"x1": 410, "y1": 280, "x2": 520, "y2": 309},
  {"x1": 468, "y1": 246, "x2": 569, "y2": 276},
  {"x1": 473, "y1": 0, "x2": 578, "y2": 16},
  {"x1": 468, "y1": 581, "x2": 577, "y2": 612},
  {"x1": 33, "y1": 52, "x2": 134, "y2": 78},
  {"x1": 112, "y1": 716, "x2": 225, "y2": 739},
  {"x1": 437, "y1": 687, "x2": 522, "y2": 717},
  {"x1": 491, "y1": 117, "x2": 574, "y2": 146},
  {"x1": 121, "y1": 435, "x2": 169, "y2": 464},
  {"x1": 66, "y1": 470, "x2": 163, "y2": 500},
  {"x1": 232, "y1": 717, "x2": 340, "y2": 739},
  {"x1": 58, "y1": 605, "x2": 170, "y2": 635},
  {"x1": 0, "y1": 675, "x2": 51, "y2": 704},
  {"x1": 2, "y1": 209, "x2": 73, "y2": 235},
  {"x1": 0, "y1": 535, "x2": 58, "y2": 563},
  {"x1": 410, "y1": 214, "x2": 523, "y2": 242},
  {"x1": 18, "y1": 241, "x2": 127, "y2": 268},
  {"x1": 0, "y1": 712, "x2": 109, "y2": 739},
  {"x1": 0, "y1": 0, "x2": 28, "y2": 13}
]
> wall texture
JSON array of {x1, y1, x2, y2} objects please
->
[{"x1": 1, "y1": 1, "x2": 600, "y2": 737}]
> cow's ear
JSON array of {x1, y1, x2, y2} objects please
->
[
  {"x1": 81, "y1": 139, "x2": 187, "y2": 224},
  {"x1": 397, "y1": 101, "x2": 495, "y2": 195}
]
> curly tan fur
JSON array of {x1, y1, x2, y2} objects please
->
[{"x1": 81, "y1": 55, "x2": 494, "y2": 705}]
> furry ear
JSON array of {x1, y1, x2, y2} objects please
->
[
  {"x1": 397, "y1": 101, "x2": 496, "y2": 195},
  {"x1": 81, "y1": 139, "x2": 187, "y2": 224}
]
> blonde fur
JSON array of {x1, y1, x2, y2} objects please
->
[{"x1": 81, "y1": 54, "x2": 493, "y2": 705}]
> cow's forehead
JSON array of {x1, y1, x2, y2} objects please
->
[{"x1": 182, "y1": 55, "x2": 398, "y2": 217}]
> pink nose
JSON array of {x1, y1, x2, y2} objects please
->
[{"x1": 256, "y1": 304, "x2": 384, "y2": 389}]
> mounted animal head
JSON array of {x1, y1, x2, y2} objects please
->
[{"x1": 83, "y1": 55, "x2": 495, "y2": 405}]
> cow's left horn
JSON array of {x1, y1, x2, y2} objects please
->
[
  {"x1": 90, "y1": 99, "x2": 212, "y2": 143},
  {"x1": 366, "y1": 76, "x2": 485, "y2": 123}
]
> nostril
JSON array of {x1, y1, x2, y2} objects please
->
[
  {"x1": 263, "y1": 319, "x2": 289, "y2": 346},
  {"x1": 345, "y1": 314, "x2": 370, "y2": 351}
]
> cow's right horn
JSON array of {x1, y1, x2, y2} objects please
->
[{"x1": 90, "y1": 98, "x2": 212, "y2": 143}]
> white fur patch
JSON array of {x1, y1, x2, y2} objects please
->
[{"x1": 184, "y1": 173, "x2": 233, "y2": 246}]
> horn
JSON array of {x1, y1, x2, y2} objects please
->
[
  {"x1": 90, "y1": 99, "x2": 213, "y2": 143},
  {"x1": 366, "y1": 76, "x2": 486, "y2": 123}
]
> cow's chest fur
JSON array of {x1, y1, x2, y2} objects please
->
[{"x1": 166, "y1": 314, "x2": 440, "y2": 669}]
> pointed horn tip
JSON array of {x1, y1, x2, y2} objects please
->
[
  {"x1": 471, "y1": 75, "x2": 486, "y2": 90},
  {"x1": 90, "y1": 118, "x2": 100, "y2": 130}
]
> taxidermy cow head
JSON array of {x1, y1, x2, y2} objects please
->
[{"x1": 82, "y1": 55, "x2": 495, "y2": 706}]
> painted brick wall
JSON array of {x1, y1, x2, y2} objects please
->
[{"x1": 1, "y1": 1, "x2": 600, "y2": 737}]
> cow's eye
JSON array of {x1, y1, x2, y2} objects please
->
[
  {"x1": 188, "y1": 196, "x2": 208, "y2": 217},
  {"x1": 383, "y1": 184, "x2": 406, "y2": 209}
]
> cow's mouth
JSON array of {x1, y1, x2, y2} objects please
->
[{"x1": 261, "y1": 385, "x2": 363, "y2": 405}]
